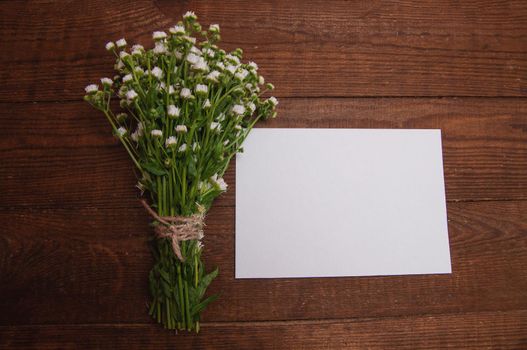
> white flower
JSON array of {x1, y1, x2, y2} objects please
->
[
  {"x1": 234, "y1": 124, "x2": 242, "y2": 130},
  {"x1": 183, "y1": 35, "x2": 196, "y2": 44},
  {"x1": 216, "y1": 61, "x2": 225, "y2": 70},
  {"x1": 195, "y1": 84, "x2": 208, "y2": 95},
  {"x1": 100, "y1": 78, "x2": 113, "y2": 87},
  {"x1": 168, "y1": 85, "x2": 176, "y2": 95},
  {"x1": 232, "y1": 104, "x2": 245, "y2": 116},
  {"x1": 192, "y1": 142, "x2": 200, "y2": 151},
  {"x1": 203, "y1": 99, "x2": 211, "y2": 109},
  {"x1": 158, "y1": 82, "x2": 166, "y2": 91},
  {"x1": 165, "y1": 136, "x2": 177, "y2": 147},
  {"x1": 248, "y1": 61, "x2": 258, "y2": 70},
  {"x1": 209, "y1": 24, "x2": 220, "y2": 33},
  {"x1": 206, "y1": 70, "x2": 221, "y2": 83},
  {"x1": 105, "y1": 41, "x2": 115, "y2": 51},
  {"x1": 186, "y1": 53, "x2": 200, "y2": 65},
  {"x1": 116, "y1": 127, "x2": 127, "y2": 137},
  {"x1": 119, "y1": 51, "x2": 129, "y2": 59},
  {"x1": 116, "y1": 38, "x2": 127, "y2": 48},
  {"x1": 235, "y1": 69, "x2": 249, "y2": 81},
  {"x1": 170, "y1": 25, "x2": 185, "y2": 35},
  {"x1": 85, "y1": 84, "x2": 98, "y2": 94},
  {"x1": 192, "y1": 57, "x2": 209, "y2": 72},
  {"x1": 190, "y1": 46, "x2": 202, "y2": 55},
  {"x1": 122, "y1": 74, "x2": 133, "y2": 83},
  {"x1": 153, "y1": 41, "x2": 167, "y2": 54},
  {"x1": 178, "y1": 143, "x2": 187, "y2": 152},
  {"x1": 134, "y1": 66, "x2": 144, "y2": 75},
  {"x1": 225, "y1": 54, "x2": 240, "y2": 65},
  {"x1": 258, "y1": 75, "x2": 265, "y2": 85},
  {"x1": 210, "y1": 174, "x2": 227, "y2": 191},
  {"x1": 131, "y1": 122, "x2": 144, "y2": 141},
  {"x1": 131, "y1": 44, "x2": 144, "y2": 52},
  {"x1": 152, "y1": 31, "x2": 167, "y2": 40},
  {"x1": 151, "y1": 129, "x2": 163, "y2": 137},
  {"x1": 126, "y1": 89, "x2": 138, "y2": 100},
  {"x1": 217, "y1": 112, "x2": 225, "y2": 121},
  {"x1": 223, "y1": 139, "x2": 230, "y2": 146},
  {"x1": 247, "y1": 102, "x2": 256, "y2": 113},
  {"x1": 115, "y1": 60, "x2": 125, "y2": 70},
  {"x1": 151, "y1": 66, "x2": 163, "y2": 80},
  {"x1": 183, "y1": 11, "x2": 196, "y2": 20},
  {"x1": 203, "y1": 48, "x2": 215, "y2": 58},
  {"x1": 168, "y1": 105, "x2": 180, "y2": 118},
  {"x1": 175, "y1": 125, "x2": 187, "y2": 133},
  {"x1": 180, "y1": 88, "x2": 192, "y2": 99},
  {"x1": 210, "y1": 122, "x2": 221, "y2": 132},
  {"x1": 268, "y1": 96, "x2": 278, "y2": 106},
  {"x1": 226, "y1": 65, "x2": 237, "y2": 75},
  {"x1": 131, "y1": 45, "x2": 144, "y2": 56}
]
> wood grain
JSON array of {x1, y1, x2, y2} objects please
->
[
  {"x1": 1, "y1": 310, "x2": 526, "y2": 349},
  {"x1": 1, "y1": 200, "x2": 526, "y2": 325},
  {"x1": 1, "y1": 98, "x2": 526, "y2": 208},
  {"x1": 1, "y1": 0, "x2": 526, "y2": 102}
]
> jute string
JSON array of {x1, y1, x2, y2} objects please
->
[{"x1": 140, "y1": 199, "x2": 204, "y2": 261}]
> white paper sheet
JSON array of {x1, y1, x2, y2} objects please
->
[{"x1": 235, "y1": 128, "x2": 451, "y2": 278}]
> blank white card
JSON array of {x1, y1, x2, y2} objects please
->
[{"x1": 235, "y1": 128, "x2": 451, "y2": 278}]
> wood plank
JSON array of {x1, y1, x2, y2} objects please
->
[
  {"x1": 1, "y1": 310, "x2": 526, "y2": 349},
  {"x1": 1, "y1": 201, "x2": 526, "y2": 324},
  {"x1": 1, "y1": 98, "x2": 526, "y2": 207},
  {"x1": 1, "y1": 0, "x2": 527, "y2": 102}
]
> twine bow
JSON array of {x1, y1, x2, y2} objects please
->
[{"x1": 140, "y1": 199, "x2": 204, "y2": 261}]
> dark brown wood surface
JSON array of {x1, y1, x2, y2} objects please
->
[{"x1": 0, "y1": 1, "x2": 526, "y2": 348}]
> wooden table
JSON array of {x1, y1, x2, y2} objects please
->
[{"x1": 1, "y1": 1, "x2": 526, "y2": 348}]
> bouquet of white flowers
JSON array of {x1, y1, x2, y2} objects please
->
[{"x1": 84, "y1": 11, "x2": 277, "y2": 332}]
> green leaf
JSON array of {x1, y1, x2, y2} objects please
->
[
  {"x1": 191, "y1": 294, "x2": 219, "y2": 316},
  {"x1": 142, "y1": 161, "x2": 167, "y2": 176},
  {"x1": 197, "y1": 267, "x2": 218, "y2": 300}
]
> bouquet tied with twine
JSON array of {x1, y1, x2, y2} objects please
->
[{"x1": 84, "y1": 11, "x2": 278, "y2": 332}]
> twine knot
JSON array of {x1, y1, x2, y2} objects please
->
[{"x1": 140, "y1": 199, "x2": 204, "y2": 261}]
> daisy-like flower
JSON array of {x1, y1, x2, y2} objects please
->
[
  {"x1": 116, "y1": 38, "x2": 127, "y2": 48},
  {"x1": 175, "y1": 125, "x2": 188, "y2": 133},
  {"x1": 225, "y1": 54, "x2": 240, "y2": 65},
  {"x1": 195, "y1": 84, "x2": 208, "y2": 95},
  {"x1": 100, "y1": 77, "x2": 113, "y2": 87},
  {"x1": 168, "y1": 105, "x2": 180, "y2": 118},
  {"x1": 209, "y1": 24, "x2": 220, "y2": 33},
  {"x1": 248, "y1": 61, "x2": 258, "y2": 70},
  {"x1": 268, "y1": 96, "x2": 278, "y2": 106},
  {"x1": 116, "y1": 127, "x2": 127, "y2": 137},
  {"x1": 119, "y1": 51, "x2": 129, "y2": 59},
  {"x1": 186, "y1": 53, "x2": 200, "y2": 65},
  {"x1": 122, "y1": 74, "x2": 133, "y2": 83},
  {"x1": 134, "y1": 66, "x2": 145, "y2": 75},
  {"x1": 234, "y1": 124, "x2": 242, "y2": 130},
  {"x1": 165, "y1": 136, "x2": 177, "y2": 147},
  {"x1": 258, "y1": 75, "x2": 265, "y2": 85},
  {"x1": 232, "y1": 104, "x2": 246, "y2": 116},
  {"x1": 206, "y1": 70, "x2": 221, "y2": 83},
  {"x1": 153, "y1": 41, "x2": 167, "y2": 54},
  {"x1": 192, "y1": 142, "x2": 200, "y2": 151},
  {"x1": 105, "y1": 41, "x2": 115, "y2": 51},
  {"x1": 210, "y1": 174, "x2": 228, "y2": 191},
  {"x1": 203, "y1": 99, "x2": 211, "y2": 109},
  {"x1": 169, "y1": 25, "x2": 185, "y2": 35},
  {"x1": 131, "y1": 44, "x2": 144, "y2": 52},
  {"x1": 168, "y1": 85, "x2": 176, "y2": 95},
  {"x1": 217, "y1": 112, "x2": 225, "y2": 122},
  {"x1": 178, "y1": 143, "x2": 188, "y2": 152},
  {"x1": 247, "y1": 102, "x2": 256, "y2": 113},
  {"x1": 190, "y1": 46, "x2": 202, "y2": 55},
  {"x1": 173, "y1": 50, "x2": 183, "y2": 59},
  {"x1": 192, "y1": 57, "x2": 209, "y2": 72},
  {"x1": 223, "y1": 139, "x2": 230, "y2": 146},
  {"x1": 152, "y1": 31, "x2": 167, "y2": 40},
  {"x1": 85, "y1": 84, "x2": 98, "y2": 94},
  {"x1": 183, "y1": 11, "x2": 197, "y2": 20},
  {"x1": 182, "y1": 35, "x2": 196, "y2": 44},
  {"x1": 158, "y1": 82, "x2": 167, "y2": 91},
  {"x1": 126, "y1": 89, "x2": 138, "y2": 100},
  {"x1": 203, "y1": 48, "x2": 215, "y2": 58},
  {"x1": 151, "y1": 129, "x2": 163, "y2": 137},
  {"x1": 131, "y1": 122, "x2": 144, "y2": 141},
  {"x1": 226, "y1": 65, "x2": 237, "y2": 75},
  {"x1": 180, "y1": 88, "x2": 192, "y2": 99},
  {"x1": 151, "y1": 66, "x2": 163, "y2": 80},
  {"x1": 235, "y1": 69, "x2": 249, "y2": 81},
  {"x1": 210, "y1": 121, "x2": 221, "y2": 132},
  {"x1": 216, "y1": 61, "x2": 225, "y2": 70}
]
